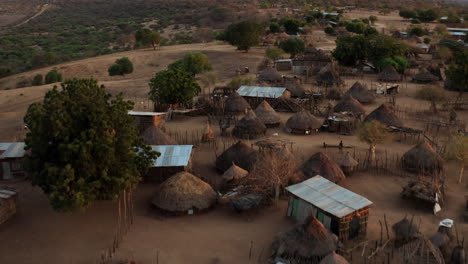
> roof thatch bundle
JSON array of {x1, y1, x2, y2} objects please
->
[
  {"x1": 255, "y1": 101, "x2": 281, "y2": 127},
  {"x1": 319, "y1": 252, "x2": 349, "y2": 264},
  {"x1": 413, "y1": 68, "x2": 439, "y2": 83},
  {"x1": 286, "y1": 111, "x2": 322, "y2": 134},
  {"x1": 401, "y1": 142, "x2": 444, "y2": 174},
  {"x1": 392, "y1": 216, "x2": 420, "y2": 244},
  {"x1": 224, "y1": 92, "x2": 250, "y2": 114},
  {"x1": 142, "y1": 125, "x2": 177, "y2": 145},
  {"x1": 364, "y1": 103, "x2": 403, "y2": 127},
  {"x1": 254, "y1": 137, "x2": 291, "y2": 151},
  {"x1": 284, "y1": 81, "x2": 306, "y2": 98},
  {"x1": 333, "y1": 95, "x2": 366, "y2": 115},
  {"x1": 402, "y1": 236, "x2": 444, "y2": 264},
  {"x1": 258, "y1": 67, "x2": 282, "y2": 83},
  {"x1": 343, "y1": 82, "x2": 376, "y2": 104},
  {"x1": 216, "y1": 141, "x2": 259, "y2": 172},
  {"x1": 151, "y1": 172, "x2": 217, "y2": 212},
  {"x1": 272, "y1": 216, "x2": 338, "y2": 262},
  {"x1": 378, "y1": 65, "x2": 401, "y2": 82},
  {"x1": 222, "y1": 163, "x2": 248, "y2": 182},
  {"x1": 316, "y1": 65, "x2": 344, "y2": 87},
  {"x1": 232, "y1": 110, "x2": 267, "y2": 139},
  {"x1": 338, "y1": 152, "x2": 358, "y2": 168},
  {"x1": 302, "y1": 152, "x2": 346, "y2": 183}
]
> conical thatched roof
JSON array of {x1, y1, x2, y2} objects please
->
[
  {"x1": 258, "y1": 67, "x2": 282, "y2": 83},
  {"x1": 151, "y1": 172, "x2": 217, "y2": 212},
  {"x1": 338, "y1": 152, "x2": 358, "y2": 167},
  {"x1": 232, "y1": 110, "x2": 267, "y2": 139},
  {"x1": 413, "y1": 68, "x2": 439, "y2": 83},
  {"x1": 302, "y1": 152, "x2": 346, "y2": 183},
  {"x1": 364, "y1": 104, "x2": 403, "y2": 127},
  {"x1": 333, "y1": 95, "x2": 366, "y2": 115},
  {"x1": 402, "y1": 236, "x2": 444, "y2": 264},
  {"x1": 142, "y1": 125, "x2": 177, "y2": 145},
  {"x1": 392, "y1": 216, "x2": 420, "y2": 243},
  {"x1": 284, "y1": 81, "x2": 306, "y2": 98},
  {"x1": 316, "y1": 65, "x2": 344, "y2": 87},
  {"x1": 343, "y1": 82, "x2": 375, "y2": 104},
  {"x1": 401, "y1": 141, "x2": 444, "y2": 174},
  {"x1": 378, "y1": 65, "x2": 401, "y2": 82},
  {"x1": 224, "y1": 92, "x2": 250, "y2": 114},
  {"x1": 319, "y1": 252, "x2": 349, "y2": 264},
  {"x1": 222, "y1": 163, "x2": 248, "y2": 181},
  {"x1": 255, "y1": 101, "x2": 281, "y2": 126},
  {"x1": 216, "y1": 141, "x2": 259, "y2": 172},
  {"x1": 286, "y1": 111, "x2": 322, "y2": 132}
]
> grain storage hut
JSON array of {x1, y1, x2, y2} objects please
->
[
  {"x1": 129, "y1": 111, "x2": 167, "y2": 134},
  {"x1": 286, "y1": 176, "x2": 373, "y2": 241},
  {"x1": 0, "y1": 189, "x2": 17, "y2": 225}
]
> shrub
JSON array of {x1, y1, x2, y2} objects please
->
[
  {"x1": 108, "y1": 64, "x2": 122, "y2": 76},
  {"x1": 45, "y1": 69, "x2": 63, "y2": 84},
  {"x1": 324, "y1": 27, "x2": 335, "y2": 35},
  {"x1": 32, "y1": 74, "x2": 43, "y2": 86},
  {"x1": 265, "y1": 47, "x2": 284, "y2": 61},
  {"x1": 269, "y1": 22, "x2": 280, "y2": 33},
  {"x1": 108, "y1": 57, "x2": 134, "y2": 76},
  {"x1": 411, "y1": 18, "x2": 421, "y2": 24}
]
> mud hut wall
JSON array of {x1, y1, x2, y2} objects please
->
[
  {"x1": 338, "y1": 207, "x2": 370, "y2": 241},
  {"x1": 276, "y1": 61, "x2": 293, "y2": 71},
  {"x1": 0, "y1": 193, "x2": 17, "y2": 225},
  {"x1": 0, "y1": 158, "x2": 26, "y2": 180}
]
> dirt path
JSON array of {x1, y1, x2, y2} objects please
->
[{"x1": 13, "y1": 3, "x2": 50, "y2": 28}]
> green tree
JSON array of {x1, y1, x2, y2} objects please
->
[
  {"x1": 135, "y1": 28, "x2": 161, "y2": 50},
  {"x1": 265, "y1": 46, "x2": 284, "y2": 61},
  {"x1": 357, "y1": 120, "x2": 392, "y2": 162},
  {"x1": 282, "y1": 18, "x2": 302, "y2": 34},
  {"x1": 333, "y1": 35, "x2": 369, "y2": 66},
  {"x1": 45, "y1": 69, "x2": 63, "y2": 84},
  {"x1": 269, "y1": 22, "x2": 281, "y2": 33},
  {"x1": 108, "y1": 57, "x2": 134, "y2": 76},
  {"x1": 32, "y1": 74, "x2": 43, "y2": 86},
  {"x1": 227, "y1": 76, "x2": 255, "y2": 90},
  {"x1": 369, "y1": 15, "x2": 378, "y2": 25},
  {"x1": 23, "y1": 79, "x2": 158, "y2": 212},
  {"x1": 377, "y1": 56, "x2": 408, "y2": 73},
  {"x1": 417, "y1": 9, "x2": 438, "y2": 22},
  {"x1": 411, "y1": 18, "x2": 421, "y2": 24},
  {"x1": 324, "y1": 26, "x2": 336, "y2": 35},
  {"x1": 280, "y1": 38, "x2": 305, "y2": 57},
  {"x1": 415, "y1": 86, "x2": 446, "y2": 113},
  {"x1": 168, "y1": 52, "x2": 212, "y2": 75},
  {"x1": 149, "y1": 68, "x2": 201, "y2": 106},
  {"x1": 223, "y1": 21, "x2": 264, "y2": 52},
  {"x1": 423, "y1": 37, "x2": 431, "y2": 44},
  {"x1": 445, "y1": 50, "x2": 468, "y2": 93},
  {"x1": 447, "y1": 133, "x2": 468, "y2": 183},
  {"x1": 408, "y1": 26, "x2": 424, "y2": 37},
  {"x1": 399, "y1": 9, "x2": 416, "y2": 19},
  {"x1": 0, "y1": 67, "x2": 11, "y2": 78}
]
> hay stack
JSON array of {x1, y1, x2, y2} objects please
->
[
  {"x1": 216, "y1": 141, "x2": 259, "y2": 172},
  {"x1": 333, "y1": 95, "x2": 366, "y2": 115},
  {"x1": 258, "y1": 67, "x2": 282, "y2": 83},
  {"x1": 142, "y1": 125, "x2": 177, "y2": 145},
  {"x1": 364, "y1": 103, "x2": 403, "y2": 127},
  {"x1": 343, "y1": 82, "x2": 375, "y2": 104},
  {"x1": 285, "y1": 111, "x2": 322, "y2": 134},
  {"x1": 232, "y1": 110, "x2": 267, "y2": 139},
  {"x1": 316, "y1": 64, "x2": 344, "y2": 87},
  {"x1": 392, "y1": 216, "x2": 420, "y2": 245},
  {"x1": 224, "y1": 92, "x2": 250, "y2": 114},
  {"x1": 401, "y1": 141, "x2": 444, "y2": 174},
  {"x1": 255, "y1": 101, "x2": 281, "y2": 127},
  {"x1": 401, "y1": 180, "x2": 441, "y2": 205},
  {"x1": 302, "y1": 152, "x2": 346, "y2": 183},
  {"x1": 319, "y1": 252, "x2": 349, "y2": 264},
  {"x1": 151, "y1": 172, "x2": 217, "y2": 213},
  {"x1": 413, "y1": 68, "x2": 439, "y2": 83},
  {"x1": 338, "y1": 152, "x2": 358, "y2": 176},
  {"x1": 222, "y1": 163, "x2": 248, "y2": 182},
  {"x1": 378, "y1": 65, "x2": 401, "y2": 82}
]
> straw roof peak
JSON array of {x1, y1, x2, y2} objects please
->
[
  {"x1": 302, "y1": 152, "x2": 346, "y2": 183},
  {"x1": 333, "y1": 94, "x2": 366, "y2": 115},
  {"x1": 222, "y1": 162, "x2": 249, "y2": 181},
  {"x1": 142, "y1": 125, "x2": 177, "y2": 145},
  {"x1": 255, "y1": 100, "x2": 281, "y2": 126},
  {"x1": 339, "y1": 152, "x2": 358, "y2": 167},
  {"x1": 259, "y1": 67, "x2": 282, "y2": 83},
  {"x1": 317, "y1": 64, "x2": 344, "y2": 87},
  {"x1": 401, "y1": 141, "x2": 444, "y2": 174},
  {"x1": 216, "y1": 141, "x2": 259, "y2": 172},
  {"x1": 378, "y1": 65, "x2": 401, "y2": 82},
  {"x1": 286, "y1": 111, "x2": 322, "y2": 132},
  {"x1": 344, "y1": 82, "x2": 376, "y2": 104},
  {"x1": 224, "y1": 92, "x2": 250, "y2": 114},
  {"x1": 364, "y1": 103, "x2": 403, "y2": 127},
  {"x1": 232, "y1": 109, "x2": 267, "y2": 139}
]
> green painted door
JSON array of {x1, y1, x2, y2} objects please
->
[
  {"x1": 292, "y1": 199, "x2": 299, "y2": 219},
  {"x1": 317, "y1": 211, "x2": 324, "y2": 223}
]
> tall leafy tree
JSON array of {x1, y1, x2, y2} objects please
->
[
  {"x1": 168, "y1": 52, "x2": 212, "y2": 75},
  {"x1": 280, "y1": 38, "x2": 305, "y2": 57},
  {"x1": 282, "y1": 18, "x2": 302, "y2": 34},
  {"x1": 135, "y1": 28, "x2": 161, "y2": 50},
  {"x1": 149, "y1": 68, "x2": 201, "y2": 105},
  {"x1": 445, "y1": 50, "x2": 468, "y2": 94},
  {"x1": 45, "y1": 69, "x2": 63, "y2": 84},
  {"x1": 447, "y1": 133, "x2": 468, "y2": 183},
  {"x1": 399, "y1": 9, "x2": 416, "y2": 19},
  {"x1": 265, "y1": 46, "x2": 284, "y2": 61},
  {"x1": 223, "y1": 21, "x2": 264, "y2": 52},
  {"x1": 23, "y1": 79, "x2": 158, "y2": 212},
  {"x1": 357, "y1": 120, "x2": 392, "y2": 162}
]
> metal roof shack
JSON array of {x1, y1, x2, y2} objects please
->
[
  {"x1": 150, "y1": 145, "x2": 193, "y2": 167},
  {"x1": 237, "y1": 86, "x2": 286, "y2": 99},
  {"x1": 0, "y1": 142, "x2": 26, "y2": 159},
  {"x1": 286, "y1": 175, "x2": 372, "y2": 218}
]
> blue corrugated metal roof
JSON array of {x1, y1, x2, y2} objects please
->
[
  {"x1": 286, "y1": 175, "x2": 372, "y2": 218},
  {"x1": 150, "y1": 145, "x2": 193, "y2": 167},
  {"x1": 450, "y1": 32, "x2": 466, "y2": 36},
  {"x1": 0, "y1": 142, "x2": 26, "y2": 159},
  {"x1": 448, "y1": 28, "x2": 468, "y2": 32},
  {"x1": 237, "y1": 86, "x2": 286, "y2": 98},
  {"x1": 128, "y1": 111, "x2": 166, "y2": 116}
]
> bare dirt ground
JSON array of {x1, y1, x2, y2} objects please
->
[{"x1": 0, "y1": 2, "x2": 48, "y2": 30}]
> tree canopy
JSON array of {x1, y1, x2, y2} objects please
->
[
  {"x1": 357, "y1": 120, "x2": 392, "y2": 161},
  {"x1": 376, "y1": 56, "x2": 408, "y2": 73},
  {"x1": 108, "y1": 57, "x2": 134, "y2": 76},
  {"x1": 45, "y1": 69, "x2": 63, "y2": 84},
  {"x1": 445, "y1": 50, "x2": 468, "y2": 93},
  {"x1": 149, "y1": 68, "x2": 201, "y2": 105},
  {"x1": 23, "y1": 79, "x2": 158, "y2": 212},
  {"x1": 399, "y1": 9, "x2": 416, "y2": 19},
  {"x1": 281, "y1": 18, "x2": 303, "y2": 34},
  {"x1": 168, "y1": 52, "x2": 212, "y2": 75},
  {"x1": 269, "y1": 22, "x2": 280, "y2": 33},
  {"x1": 135, "y1": 28, "x2": 161, "y2": 50},
  {"x1": 265, "y1": 46, "x2": 284, "y2": 61},
  {"x1": 280, "y1": 38, "x2": 305, "y2": 56},
  {"x1": 222, "y1": 21, "x2": 264, "y2": 52}
]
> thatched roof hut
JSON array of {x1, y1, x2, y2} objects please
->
[
  {"x1": 316, "y1": 65, "x2": 344, "y2": 87},
  {"x1": 285, "y1": 111, "x2": 322, "y2": 134},
  {"x1": 333, "y1": 95, "x2": 366, "y2": 115},
  {"x1": 222, "y1": 163, "x2": 248, "y2": 182},
  {"x1": 401, "y1": 236, "x2": 445, "y2": 264},
  {"x1": 216, "y1": 141, "x2": 259, "y2": 172},
  {"x1": 338, "y1": 152, "x2": 358, "y2": 176},
  {"x1": 258, "y1": 67, "x2": 282, "y2": 83},
  {"x1": 364, "y1": 103, "x2": 403, "y2": 127},
  {"x1": 142, "y1": 125, "x2": 177, "y2": 145},
  {"x1": 378, "y1": 65, "x2": 401, "y2": 82},
  {"x1": 232, "y1": 110, "x2": 267, "y2": 139},
  {"x1": 224, "y1": 92, "x2": 250, "y2": 114},
  {"x1": 302, "y1": 152, "x2": 346, "y2": 183},
  {"x1": 272, "y1": 216, "x2": 338, "y2": 262},
  {"x1": 151, "y1": 171, "x2": 217, "y2": 213},
  {"x1": 412, "y1": 68, "x2": 439, "y2": 83},
  {"x1": 255, "y1": 101, "x2": 281, "y2": 127},
  {"x1": 392, "y1": 216, "x2": 420, "y2": 245},
  {"x1": 343, "y1": 82, "x2": 375, "y2": 104},
  {"x1": 284, "y1": 81, "x2": 306, "y2": 98},
  {"x1": 319, "y1": 252, "x2": 349, "y2": 264},
  {"x1": 401, "y1": 142, "x2": 444, "y2": 175}
]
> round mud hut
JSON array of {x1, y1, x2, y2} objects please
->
[
  {"x1": 255, "y1": 101, "x2": 281, "y2": 127},
  {"x1": 285, "y1": 111, "x2": 322, "y2": 135},
  {"x1": 232, "y1": 109, "x2": 267, "y2": 139},
  {"x1": 333, "y1": 95, "x2": 366, "y2": 116},
  {"x1": 316, "y1": 65, "x2": 344, "y2": 87},
  {"x1": 258, "y1": 67, "x2": 282, "y2": 84},
  {"x1": 142, "y1": 125, "x2": 177, "y2": 145},
  {"x1": 343, "y1": 82, "x2": 375, "y2": 104},
  {"x1": 222, "y1": 162, "x2": 248, "y2": 182},
  {"x1": 319, "y1": 252, "x2": 349, "y2": 264},
  {"x1": 215, "y1": 141, "x2": 259, "y2": 172},
  {"x1": 151, "y1": 171, "x2": 217, "y2": 214},
  {"x1": 378, "y1": 65, "x2": 401, "y2": 82},
  {"x1": 338, "y1": 152, "x2": 358, "y2": 176},
  {"x1": 401, "y1": 141, "x2": 444, "y2": 175},
  {"x1": 224, "y1": 92, "x2": 250, "y2": 114},
  {"x1": 364, "y1": 103, "x2": 403, "y2": 127},
  {"x1": 412, "y1": 68, "x2": 439, "y2": 83},
  {"x1": 302, "y1": 152, "x2": 346, "y2": 183}
]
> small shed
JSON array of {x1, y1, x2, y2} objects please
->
[
  {"x1": 128, "y1": 111, "x2": 167, "y2": 134},
  {"x1": 0, "y1": 189, "x2": 17, "y2": 225},
  {"x1": 237, "y1": 85, "x2": 289, "y2": 101},
  {"x1": 145, "y1": 145, "x2": 193, "y2": 182},
  {"x1": 286, "y1": 176, "x2": 373, "y2": 241},
  {"x1": 275, "y1": 59, "x2": 293, "y2": 71},
  {"x1": 0, "y1": 142, "x2": 27, "y2": 180}
]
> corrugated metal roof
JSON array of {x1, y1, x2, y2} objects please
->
[
  {"x1": 450, "y1": 32, "x2": 466, "y2": 36},
  {"x1": 150, "y1": 145, "x2": 193, "y2": 167},
  {"x1": 0, "y1": 142, "x2": 26, "y2": 159},
  {"x1": 448, "y1": 28, "x2": 468, "y2": 32},
  {"x1": 286, "y1": 175, "x2": 372, "y2": 218},
  {"x1": 276, "y1": 59, "x2": 293, "y2": 63},
  {"x1": 237, "y1": 86, "x2": 286, "y2": 98},
  {"x1": 0, "y1": 189, "x2": 16, "y2": 199},
  {"x1": 128, "y1": 111, "x2": 166, "y2": 116}
]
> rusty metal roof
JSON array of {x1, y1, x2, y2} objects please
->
[
  {"x1": 237, "y1": 86, "x2": 286, "y2": 98},
  {"x1": 0, "y1": 142, "x2": 26, "y2": 159},
  {"x1": 150, "y1": 145, "x2": 193, "y2": 167},
  {"x1": 286, "y1": 175, "x2": 372, "y2": 218}
]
